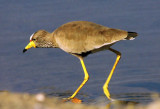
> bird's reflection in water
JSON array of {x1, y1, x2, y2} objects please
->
[
  {"x1": 104, "y1": 93, "x2": 153, "y2": 108},
  {"x1": 40, "y1": 86, "x2": 153, "y2": 105}
]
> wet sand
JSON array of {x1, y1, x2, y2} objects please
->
[{"x1": 0, "y1": 92, "x2": 160, "y2": 109}]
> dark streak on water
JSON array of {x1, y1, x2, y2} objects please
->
[{"x1": 0, "y1": 0, "x2": 160, "y2": 104}]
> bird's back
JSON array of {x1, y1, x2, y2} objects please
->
[{"x1": 53, "y1": 21, "x2": 128, "y2": 54}]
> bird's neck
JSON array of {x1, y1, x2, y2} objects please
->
[
  {"x1": 39, "y1": 32, "x2": 58, "y2": 48},
  {"x1": 47, "y1": 32, "x2": 58, "y2": 48}
]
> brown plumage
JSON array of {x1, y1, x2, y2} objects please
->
[
  {"x1": 27, "y1": 21, "x2": 137, "y2": 57},
  {"x1": 23, "y1": 21, "x2": 138, "y2": 101}
]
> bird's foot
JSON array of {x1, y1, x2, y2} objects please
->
[{"x1": 62, "y1": 97, "x2": 82, "y2": 104}]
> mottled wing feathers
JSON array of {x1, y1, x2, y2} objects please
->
[{"x1": 54, "y1": 21, "x2": 128, "y2": 54}]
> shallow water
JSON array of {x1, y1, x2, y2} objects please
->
[{"x1": 0, "y1": 0, "x2": 160, "y2": 104}]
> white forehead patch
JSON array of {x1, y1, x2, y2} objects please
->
[{"x1": 30, "y1": 33, "x2": 35, "y2": 40}]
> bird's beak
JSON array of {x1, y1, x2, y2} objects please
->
[{"x1": 23, "y1": 41, "x2": 36, "y2": 53}]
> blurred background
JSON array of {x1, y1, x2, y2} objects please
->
[{"x1": 0, "y1": 0, "x2": 160, "y2": 104}]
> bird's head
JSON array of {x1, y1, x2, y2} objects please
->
[{"x1": 23, "y1": 30, "x2": 52, "y2": 53}]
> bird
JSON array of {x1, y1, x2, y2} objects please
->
[{"x1": 23, "y1": 21, "x2": 138, "y2": 101}]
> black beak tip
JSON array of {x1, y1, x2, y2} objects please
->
[{"x1": 23, "y1": 49, "x2": 27, "y2": 53}]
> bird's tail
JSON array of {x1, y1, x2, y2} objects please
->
[{"x1": 125, "y1": 32, "x2": 138, "y2": 40}]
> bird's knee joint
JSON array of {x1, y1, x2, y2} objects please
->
[
  {"x1": 84, "y1": 76, "x2": 89, "y2": 81},
  {"x1": 117, "y1": 52, "x2": 121, "y2": 56},
  {"x1": 103, "y1": 85, "x2": 108, "y2": 90},
  {"x1": 117, "y1": 55, "x2": 121, "y2": 58}
]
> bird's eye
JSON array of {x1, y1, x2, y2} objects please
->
[{"x1": 32, "y1": 39, "x2": 36, "y2": 41}]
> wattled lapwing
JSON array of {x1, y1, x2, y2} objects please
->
[{"x1": 23, "y1": 21, "x2": 138, "y2": 102}]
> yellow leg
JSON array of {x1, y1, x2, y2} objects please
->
[
  {"x1": 103, "y1": 48, "x2": 121, "y2": 100},
  {"x1": 68, "y1": 57, "x2": 89, "y2": 99}
]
